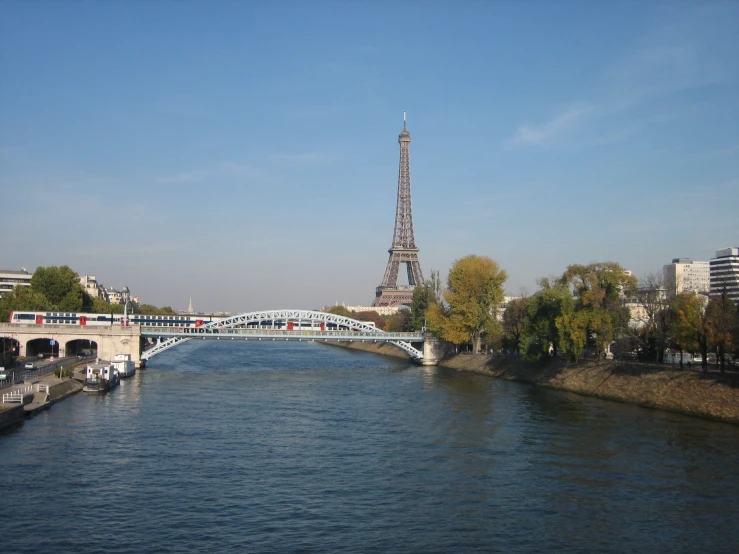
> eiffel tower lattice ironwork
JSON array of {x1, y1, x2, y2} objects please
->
[{"x1": 372, "y1": 113, "x2": 425, "y2": 307}]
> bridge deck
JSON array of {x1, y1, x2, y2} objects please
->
[{"x1": 140, "y1": 327, "x2": 424, "y2": 341}]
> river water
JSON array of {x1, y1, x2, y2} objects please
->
[{"x1": 1, "y1": 341, "x2": 738, "y2": 553}]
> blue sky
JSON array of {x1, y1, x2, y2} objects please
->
[{"x1": 1, "y1": 1, "x2": 737, "y2": 312}]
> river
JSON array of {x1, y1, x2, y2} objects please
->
[{"x1": 2, "y1": 341, "x2": 738, "y2": 553}]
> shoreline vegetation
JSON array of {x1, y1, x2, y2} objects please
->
[{"x1": 330, "y1": 341, "x2": 739, "y2": 425}]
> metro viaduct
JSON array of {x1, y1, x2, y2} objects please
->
[
  {"x1": 0, "y1": 311, "x2": 447, "y2": 367},
  {"x1": 0, "y1": 323, "x2": 143, "y2": 366}
]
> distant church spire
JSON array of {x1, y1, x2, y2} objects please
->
[{"x1": 188, "y1": 297, "x2": 194, "y2": 314}]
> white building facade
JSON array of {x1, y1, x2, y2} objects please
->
[
  {"x1": 710, "y1": 247, "x2": 739, "y2": 305},
  {"x1": 79, "y1": 274, "x2": 107, "y2": 300},
  {"x1": 663, "y1": 258, "x2": 710, "y2": 296},
  {"x1": 0, "y1": 268, "x2": 32, "y2": 299}
]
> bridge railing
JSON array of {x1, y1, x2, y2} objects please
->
[{"x1": 140, "y1": 327, "x2": 424, "y2": 340}]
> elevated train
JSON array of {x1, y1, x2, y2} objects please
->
[
  {"x1": 8, "y1": 311, "x2": 374, "y2": 332},
  {"x1": 9, "y1": 311, "x2": 219, "y2": 328}
]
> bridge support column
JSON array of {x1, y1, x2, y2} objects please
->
[{"x1": 421, "y1": 332, "x2": 448, "y2": 366}]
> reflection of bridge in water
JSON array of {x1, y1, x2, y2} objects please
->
[{"x1": 141, "y1": 310, "x2": 429, "y2": 362}]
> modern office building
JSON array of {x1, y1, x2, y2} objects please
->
[
  {"x1": 663, "y1": 258, "x2": 710, "y2": 297},
  {"x1": 710, "y1": 247, "x2": 739, "y2": 304},
  {"x1": 0, "y1": 268, "x2": 32, "y2": 299}
]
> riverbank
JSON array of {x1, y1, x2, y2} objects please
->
[
  {"x1": 331, "y1": 341, "x2": 739, "y2": 425},
  {"x1": 0, "y1": 368, "x2": 85, "y2": 432}
]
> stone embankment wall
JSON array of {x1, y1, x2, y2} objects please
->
[
  {"x1": 0, "y1": 404, "x2": 26, "y2": 430},
  {"x1": 332, "y1": 341, "x2": 739, "y2": 425},
  {"x1": 47, "y1": 379, "x2": 83, "y2": 403}
]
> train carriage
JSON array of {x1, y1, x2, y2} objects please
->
[{"x1": 8, "y1": 311, "x2": 218, "y2": 328}]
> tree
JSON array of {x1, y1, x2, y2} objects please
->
[
  {"x1": 627, "y1": 272, "x2": 672, "y2": 363},
  {"x1": 427, "y1": 255, "x2": 507, "y2": 353},
  {"x1": 559, "y1": 262, "x2": 636, "y2": 358},
  {"x1": 520, "y1": 283, "x2": 573, "y2": 362},
  {"x1": 670, "y1": 293, "x2": 711, "y2": 371},
  {"x1": 405, "y1": 270, "x2": 442, "y2": 332},
  {"x1": 354, "y1": 310, "x2": 386, "y2": 328},
  {"x1": 706, "y1": 291, "x2": 737, "y2": 374},
  {"x1": 0, "y1": 285, "x2": 48, "y2": 322},
  {"x1": 555, "y1": 306, "x2": 589, "y2": 363},
  {"x1": 324, "y1": 305, "x2": 352, "y2": 318},
  {"x1": 560, "y1": 262, "x2": 637, "y2": 310},
  {"x1": 384, "y1": 311, "x2": 409, "y2": 332},
  {"x1": 30, "y1": 266, "x2": 90, "y2": 310},
  {"x1": 502, "y1": 297, "x2": 527, "y2": 354}
]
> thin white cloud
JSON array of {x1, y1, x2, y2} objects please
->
[
  {"x1": 506, "y1": 105, "x2": 594, "y2": 148},
  {"x1": 506, "y1": 3, "x2": 737, "y2": 149}
]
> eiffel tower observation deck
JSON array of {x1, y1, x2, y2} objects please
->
[{"x1": 372, "y1": 113, "x2": 425, "y2": 307}]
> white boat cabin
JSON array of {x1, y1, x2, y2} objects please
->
[
  {"x1": 86, "y1": 362, "x2": 116, "y2": 381},
  {"x1": 111, "y1": 354, "x2": 135, "y2": 377}
]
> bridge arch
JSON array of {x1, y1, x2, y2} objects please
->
[
  {"x1": 1, "y1": 336, "x2": 20, "y2": 366},
  {"x1": 141, "y1": 309, "x2": 424, "y2": 361},
  {"x1": 26, "y1": 337, "x2": 59, "y2": 358},
  {"x1": 65, "y1": 338, "x2": 98, "y2": 357}
]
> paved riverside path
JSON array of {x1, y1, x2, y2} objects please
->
[{"x1": 1, "y1": 363, "x2": 86, "y2": 418}]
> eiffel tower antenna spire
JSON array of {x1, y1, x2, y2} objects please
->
[{"x1": 372, "y1": 113, "x2": 425, "y2": 307}]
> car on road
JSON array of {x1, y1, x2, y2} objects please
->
[
  {"x1": 24, "y1": 362, "x2": 34, "y2": 369},
  {"x1": 0, "y1": 367, "x2": 7, "y2": 381}
]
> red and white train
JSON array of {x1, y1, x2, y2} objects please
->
[{"x1": 8, "y1": 311, "x2": 218, "y2": 328}]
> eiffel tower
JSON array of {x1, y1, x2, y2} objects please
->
[{"x1": 372, "y1": 113, "x2": 425, "y2": 307}]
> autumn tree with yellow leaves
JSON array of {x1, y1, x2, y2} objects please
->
[{"x1": 427, "y1": 255, "x2": 507, "y2": 353}]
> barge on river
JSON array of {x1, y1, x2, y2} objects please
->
[
  {"x1": 111, "y1": 353, "x2": 135, "y2": 378},
  {"x1": 83, "y1": 362, "x2": 120, "y2": 393}
]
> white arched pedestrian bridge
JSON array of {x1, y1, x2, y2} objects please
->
[{"x1": 140, "y1": 310, "x2": 426, "y2": 361}]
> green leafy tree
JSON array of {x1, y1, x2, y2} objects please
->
[
  {"x1": 555, "y1": 306, "x2": 589, "y2": 362},
  {"x1": 559, "y1": 262, "x2": 636, "y2": 358},
  {"x1": 670, "y1": 293, "x2": 711, "y2": 371},
  {"x1": 502, "y1": 297, "x2": 527, "y2": 354},
  {"x1": 427, "y1": 255, "x2": 507, "y2": 353},
  {"x1": 405, "y1": 270, "x2": 442, "y2": 332},
  {"x1": 520, "y1": 284, "x2": 573, "y2": 362},
  {"x1": 30, "y1": 266, "x2": 90, "y2": 310},
  {"x1": 91, "y1": 297, "x2": 112, "y2": 314},
  {"x1": 0, "y1": 286, "x2": 48, "y2": 322}
]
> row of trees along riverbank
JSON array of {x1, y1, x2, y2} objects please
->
[
  {"x1": 362, "y1": 255, "x2": 738, "y2": 375},
  {"x1": 0, "y1": 265, "x2": 178, "y2": 322}
]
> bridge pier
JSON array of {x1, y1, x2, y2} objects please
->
[{"x1": 421, "y1": 332, "x2": 447, "y2": 366}]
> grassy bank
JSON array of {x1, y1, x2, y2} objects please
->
[{"x1": 331, "y1": 341, "x2": 739, "y2": 425}]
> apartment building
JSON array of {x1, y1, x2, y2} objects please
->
[
  {"x1": 663, "y1": 258, "x2": 710, "y2": 296},
  {"x1": 0, "y1": 268, "x2": 32, "y2": 299},
  {"x1": 710, "y1": 247, "x2": 739, "y2": 305}
]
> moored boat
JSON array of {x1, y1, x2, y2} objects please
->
[
  {"x1": 83, "y1": 362, "x2": 120, "y2": 393},
  {"x1": 111, "y1": 354, "x2": 136, "y2": 378}
]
